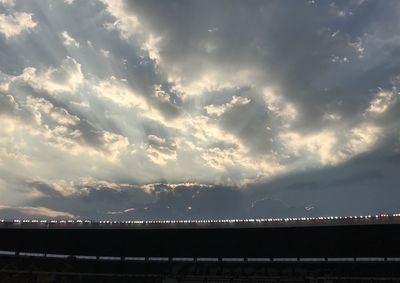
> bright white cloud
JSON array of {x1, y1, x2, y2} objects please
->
[
  {"x1": 61, "y1": 31, "x2": 79, "y2": 48},
  {"x1": 345, "y1": 125, "x2": 381, "y2": 156},
  {"x1": 205, "y1": 96, "x2": 251, "y2": 117},
  {"x1": 280, "y1": 130, "x2": 340, "y2": 166},
  {"x1": 263, "y1": 88, "x2": 298, "y2": 124},
  {"x1": 18, "y1": 56, "x2": 84, "y2": 94},
  {"x1": 0, "y1": 205, "x2": 74, "y2": 218},
  {"x1": 100, "y1": 0, "x2": 141, "y2": 40},
  {"x1": 0, "y1": 11, "x2": 37, "y2": 39},
  {"x1": 100, "y1": 48, "x2": 110, "y2": 57},
  {"x1": 366, "y1": 90, "x2": 395, "y2": 114},
  {"x1": 0, "y1": 0, "x2": 15, "y2": 7},
  {"x1": 280, "y1": 123, "x2": 382, "y2": 168},
  {"x1": 142, "y1": 34, "x2": 162, "y2": 62},
  {"x1": 92, "y1": 76, "x2": 146, "y2": 109}
]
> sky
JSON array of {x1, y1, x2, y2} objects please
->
[{"x1": 0, "y1": 0, "x2": 399, "y2": 220}]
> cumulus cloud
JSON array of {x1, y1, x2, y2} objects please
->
[
  {"x1": 146, "y1": 134, "x2": 177, "y2": 165},
  {"x1": 366, "y1": 90, "x2": 396, "y2": 115},
  {"x1": 0, "y1": 0, "x2": 15, "y2": 7},
  {"x1": 61, "y1": 31, "x2": 79, "y2": 48},
  {"x1": 0, "y1": 92, "x2": 41, "y2": 125},
  {"x1": 17, "y1": 56, "x2": 84, "y2": 94},
  {"x1": 205, "y1": 96, "x2": 251, "y2": 117},
  {"x1": 100, "y1": 0, "x2": 141, "y2": 40},
  {"x1": 0, "y1": 11, "x2": 36, "y2": 39},
  {"x1": 92, "y1": 76, "x2": 145, "y2": 108}
]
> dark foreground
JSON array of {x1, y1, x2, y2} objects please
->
[
  {"x1": 1, "y1": 254, "x2": 400, "y2": 282},
  {"x1": 1, "y1": 217, "x2": 400, "y2": 282},
  {"x1": 0, "y1": 224, "x2": 400, "y2": 258}
]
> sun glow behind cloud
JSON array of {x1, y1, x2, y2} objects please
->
[{"x1": 0, "y1": 0, "x2": 399, "y2": 220}]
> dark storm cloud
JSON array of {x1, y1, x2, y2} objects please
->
[
  {"x1": 123, "y1": 0, "x2": 400, "y2": 132},
  {"x1": 248, "y1": 150, "x2": 400, "y2": 216},
  {"x1": 21, "y1": 182, "x2": 311, "y2": 220},
  {"x1": 23, "y1": 180, "x2": 154, "y2": 219},
  {"x1": 26, "y1": 180, "x2": 66, "y2": 198},
  {"x1": 3, "y1": 147, "x2": 399, "y2": 221},
  {"x1": 216, "y1": 90, "x2": 278, "y2": 155}
]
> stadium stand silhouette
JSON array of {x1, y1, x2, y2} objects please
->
[{"x1": 1, "y1": 214, "x2": 400, "y2": 282}]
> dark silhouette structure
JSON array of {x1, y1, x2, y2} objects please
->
[{"x1": 1, "y1": 215, "x2": 400, "y2": 282}]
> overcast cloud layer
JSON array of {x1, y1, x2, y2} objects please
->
[{"x1": 0, "y1": 0, "x2": 399, "y2": 220}]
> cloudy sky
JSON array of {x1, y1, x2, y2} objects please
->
[{"x1": 0, "y1": 0, "x2": 399, "y2": 220}]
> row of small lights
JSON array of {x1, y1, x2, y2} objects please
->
[{"x1": 1, "y1": 213, "x2": 399, "y2": 225}]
